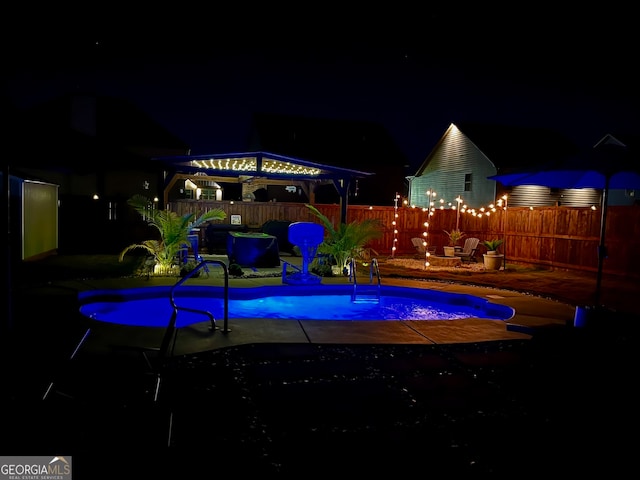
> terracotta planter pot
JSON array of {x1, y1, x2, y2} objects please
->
[{"x1": 483, "y1": 253, "x2": 504, "y2": 270}]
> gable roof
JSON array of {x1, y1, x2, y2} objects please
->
[{"x1": 594, "y1": 132, "x2": 640, "y2": 154}]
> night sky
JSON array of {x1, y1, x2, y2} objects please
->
[{"x1": 6, "y1": 5, "x2": 638, "y2": 171}]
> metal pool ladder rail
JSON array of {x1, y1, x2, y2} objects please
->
[
  {"x1": 350, "y1": 258, "x2": 381, "y2": 304},
  {"x1": 162, "y1": 259, "x2": 230, "y2": 357}
]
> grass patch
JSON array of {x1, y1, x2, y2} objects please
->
[{"x1": 16, "y1": 254, "x2": 145, "y2": 283}]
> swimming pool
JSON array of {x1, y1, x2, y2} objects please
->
[{"x1": 78, "y1": 284, "x2": 515, "y2": 328}]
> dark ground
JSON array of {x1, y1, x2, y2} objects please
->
[
  {"x1": 379, "y1": 256, "x2": 640, "y2": 317},
  {"x1": 3, "y1": 255, "x2": 639, "y2": 477}
]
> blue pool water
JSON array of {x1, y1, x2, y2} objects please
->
[{"x1": 78, "y1": 285, "x2": 514, "y2": 328}]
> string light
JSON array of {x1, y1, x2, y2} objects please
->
[
  {"x1": 391, "y1": 193, "x2": 400, "y2": 257},
  {"x1": 398, "y1": 191, "x2": 565, "y2": 261},
  {"x1": 422, "y1": 215, "x2": 431, "y2": 268},
  {"x1": 188, "y1": 156, "x2": 323, "y2": 176},
  {"x1": 420, "y1": 190, "x2": 440, "y2": 268}
]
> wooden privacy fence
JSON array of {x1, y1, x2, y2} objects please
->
[{"x1": 169, "y1": 200, "x2": 640, "y2": 278}]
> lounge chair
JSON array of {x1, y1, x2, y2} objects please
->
[{"x1": 454, "y1": 237, "x2": 480, "y2": 262}]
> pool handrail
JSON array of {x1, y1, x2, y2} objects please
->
[
  {"x1": 161, "y1": 260, "x2": 230, "y2": 358},
  {"x1": 281, "y1": 258, "x2": 301, "y2": 282},
  {"x1": 350, "y1": 258, "x2": 381, "y2": 303}
]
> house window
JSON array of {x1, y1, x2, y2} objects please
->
[
  {"x1": 185, "y1": 188, "x2": 216, "y2": 200},
  {"x1": 108, "y1": 201, "x2": 117, "y2": 221},
  {"x1": 199, "y1": 188, "x2": 217, "y2": 200},
  {"x1": 464, "y1": 174, "x2": 472, "y2": 192}
]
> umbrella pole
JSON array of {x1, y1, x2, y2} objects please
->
[{"x1": 595, "y1": 177, "x2": 610, "y2": 307}]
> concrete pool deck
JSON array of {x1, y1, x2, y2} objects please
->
[
  {"x1": 5, "y1": 256, "x2": 638, "y2": 475},
  {"x1": 67, "y1": 262, "x2": 575, "y2": 357}
]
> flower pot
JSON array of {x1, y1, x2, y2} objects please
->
[
  {"x1": 443, "y1": 246, "x2": 455, "y2": 257},
  {"x1": 483, "y1": 253, "x2": 504, "y2": 270}
]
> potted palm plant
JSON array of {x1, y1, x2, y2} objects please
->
[
  {"x1": 305, "y1": 204, "x2": 383, "y2": 276},
  {"x1": 443, "y1": 229, "x2": 465, "y2": 257},
  {"x1": 119, "y1": 194, "x2": 227, "y2": 275},
  {"x1": 482, "y1": 238, "x2": 504, "y2": 270},
  {"x1": 482, "y1": 238, "x2": 504, "y2": 255}
]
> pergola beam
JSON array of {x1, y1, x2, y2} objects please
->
[{"x1": 156, "y1": 151, "x2": 374, "y2": 224}]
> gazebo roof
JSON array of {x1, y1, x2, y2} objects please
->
[
  {"x1": 152, "y1": 151, "x2": 376, "y2": 223},
  {"x1": 153, "y1": 150, "x2": 374, "y2": 181}
]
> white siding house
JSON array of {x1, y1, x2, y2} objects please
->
[
  {"x1": 407, "y1": 123, "x2": 497, "y2": 210},
  {"x1": 407, "y1": 122, "x2": 610, "y2": 211}
]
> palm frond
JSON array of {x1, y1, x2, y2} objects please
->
[
  {"x1": 120, "y1": 196, "x2": 227, "y2": 268},
  {"x1": 304, "y1": 203, "x2": 336, "y2": 237},
  {"x1": 305, "y1": 204, "x2": 384, "y2": 270},
  {"x1": 118, "y1": 239, "x2": 163, "y2": 262}
]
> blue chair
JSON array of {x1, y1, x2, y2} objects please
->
[{"x1": 179, "y1": 232, "x2": 209, "y2": 276}]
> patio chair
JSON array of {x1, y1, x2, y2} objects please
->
[
  {"x1": 454, "y1": 237, "x2": 480, "y2": 263},
  {"x1": 178, "y1": 233, "x2": 209, "y2": 277},
  {"x1": 411, "y1": 237, "x2": 426, "y2": 254},
  {"x1": 412, "y1": 237, "x2": 437, "y2": 257}
]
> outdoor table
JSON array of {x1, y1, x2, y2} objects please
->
[{"x1": 226, "y1": 232, "x2": 280, "y2": 268}]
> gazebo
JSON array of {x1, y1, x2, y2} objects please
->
[{"x1": 152, "y1": 151, "x2": 375, "y2": 224}]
